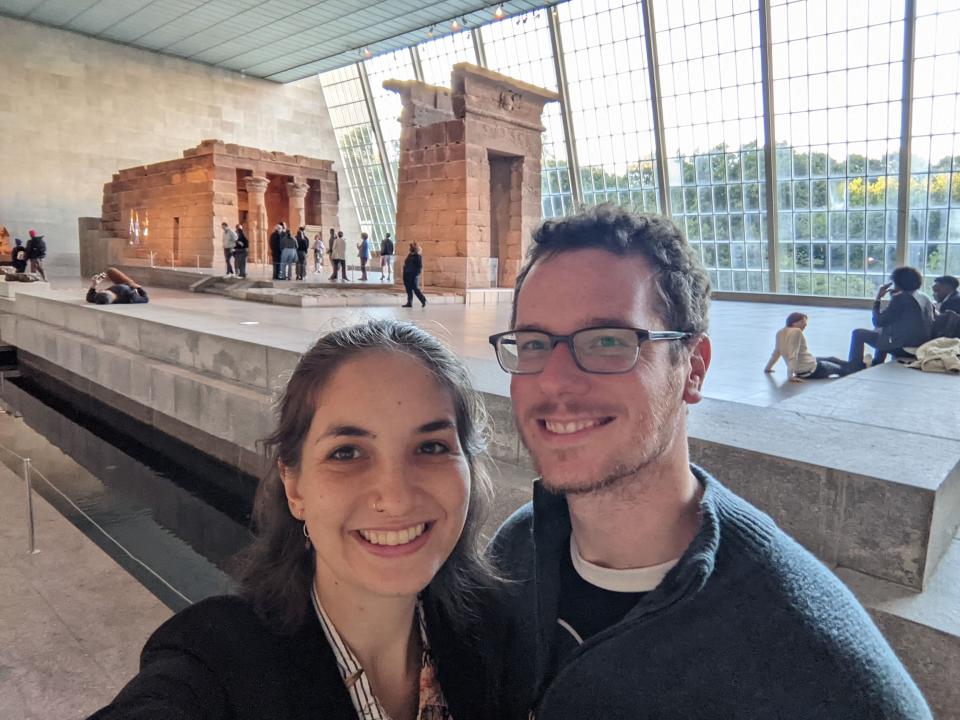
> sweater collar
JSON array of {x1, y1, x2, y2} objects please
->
[
  {"x1": 531, "y1": 465, "x2": 721, "y2": 584},
  {"x1": 529, "y1": 465, "x2": 721, "y2": 691}
]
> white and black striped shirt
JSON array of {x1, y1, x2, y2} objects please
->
[{"x1": 310, "y1": 584, "x2": 451, "y2": 720}]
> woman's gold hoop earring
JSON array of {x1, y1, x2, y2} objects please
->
[{"x1": 302, "y1": 522, "x2": 311, "y2": 550}]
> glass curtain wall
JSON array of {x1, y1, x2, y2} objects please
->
[
  {"x1": 656, "y1": 0, "x2": 769, "y2": 292},
  {"x1": 418, "y1": 31, "x2": 477, "y2": 87},
  {"x1": 319, "y1": 65, "x2": 395, "y2": 243},
  {"x1": 363, "y1": 49, "x2": 416, "y2": 245},
  {"x1": 481, "y1": 9, "x2": 576, "y2": 217},
  {"x1": 321, "y1": 0, "x2": 960, "y2": 298},
  {"x1": 770, "y1": 0, "x2": 906, "y2": 297},
  {"x1": 909, "y1": 0, "x2": 960, "y2": 284},
  {"x1": 559, "y1": 0, "x2": 659, "y2": 214}
]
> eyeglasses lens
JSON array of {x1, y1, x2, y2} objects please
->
[
  {"x1": 497, "y1": 328, "x2": 640, "y2": 374},
  {"x1": 572, "y1": 328, "x2": 639, "y2": 372}
]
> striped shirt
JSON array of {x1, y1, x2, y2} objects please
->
[{"x1": 310, "y1": 584, "x2": 452, "y2": 720}]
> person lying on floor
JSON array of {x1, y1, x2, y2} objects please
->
[{"x1": 86, "y1": 267, "x2": 149, "y2": 305}]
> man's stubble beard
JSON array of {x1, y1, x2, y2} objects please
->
[
  {"x1": 522, "y1": 388, "x2": 685, "y2": 499},
  {"x1": 520, "y1": 407, "x2": 680, "y2": 496}
]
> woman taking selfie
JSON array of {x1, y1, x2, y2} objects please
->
[{"x1": 88, "y1": 319, "x2": 498, "y2": 720}]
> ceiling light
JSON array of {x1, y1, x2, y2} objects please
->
[
  {"x1": 427, "y1": 25, "x2": 434, "y2": 38},
  {"x1": 494, "y1": 4, "x2": 506, "y2": 19},
  {"x1": 363, "y1": 47, "x2": 372, "y2": 58},
  {"x1": 451, "y1": 18, "x2": 460, "y2": 31}
]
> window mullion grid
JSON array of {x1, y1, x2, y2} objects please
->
[{"x1": 758, "y1": 0, "x2": 780, "y2": 292}]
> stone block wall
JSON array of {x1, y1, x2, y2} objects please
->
[
  {"x1": 102, "y1": 153, "x2": 217, "y2": 266},
  {"x1": 0, "y1": 16, "x2": 360, "y2": 274},
  {"x1": 389, "y1": 65, "x2": 557, "y2": 289},
  {"x1": 99, "y1": 139, "x2": 340, "y2": 268}
]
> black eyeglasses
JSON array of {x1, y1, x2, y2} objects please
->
[{"x1": 488, "y1": 326, "x2": 693, "y2": 375}]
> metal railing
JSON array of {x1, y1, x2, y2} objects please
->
[{"x1": 0, "y1": 439, "x2": 192, "y2": 604}]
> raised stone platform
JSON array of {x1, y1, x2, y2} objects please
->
[
  {"x1": 0, "y1": 287, "x2": 957, "y2": 714},
  {"x1": 1, "y1": 289, "x2": 956, "y2": 589},
  {"x1": 116, "y1": 265, "x2": 466, "y2": 307},
  {"x1": 0, "y1": 280, "x2": 51, "y2": 298}
]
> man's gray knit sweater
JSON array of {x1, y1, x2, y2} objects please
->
[{"x1": 488, "y1": 466, "x2": 931, "y2": 719}]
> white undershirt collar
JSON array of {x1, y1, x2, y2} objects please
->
[{"x1": 570, "y1": 535, "x2": 679, "y2": 593}]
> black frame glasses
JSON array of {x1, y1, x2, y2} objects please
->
[{"x1": 488, "y1": 326, "x2": 693, "y2": 375}]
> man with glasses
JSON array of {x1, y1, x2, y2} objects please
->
[{"x1": 487, "y1": 205, "x2": 929, "y2": 719}]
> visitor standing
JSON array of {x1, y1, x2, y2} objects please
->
[
  {"x1": 313, "y1": 232, "x2": 324, "y2": 274},
  {"x1": 329, "y1": 231, "x2": 347, "y2": 281},
  {"x1": 401, "y1": 242, "x2": 427, "y2": 308},
  {"x1": 234, "y1": 224, "x2": 249, "y2": 279},
  {"x1": 25, "y1": 229, "x2": 46, "y2": 280},
  {"x1": 11, "y1": 238, "x2": 27, "y2": 273},
  {"x1": 220, "y1": 222, "x2": 237, "y2": 277},
  {"x1": 380, "y1": 232, "x2": 394, "y2": 282},
  {"x1": 357, "y1": 232, "x2": 370, "y2": 281},
  {"x1": 295, "y1": 226, "x2": 310, "y2": 281},
  {"x1": 269, "y1": 223, "x2": 284, "y2": 281},
  {"x1": 327, "y1": 227, "x2": 336, "y2": 271},
  {"x1": 280, "y1": 226, "x2": 297, "y2": 281}
]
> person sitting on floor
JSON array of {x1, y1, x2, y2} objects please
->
[
  {"x1": 86, "y1": 267, "x2": 149, "y2": 305},
  {"x1": 933, "y1": 275, "x2": 960, "y2": 315},
  {"x1": 847, "y1": 266, "x2": 934, "y2": 372},
  {"x1": 764, "y1": 312, "x2": 847, "y2": 382}
]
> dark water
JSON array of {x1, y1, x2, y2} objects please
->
[{"x1": 0, "y1": 365, "x2": 257, "y2": 611}]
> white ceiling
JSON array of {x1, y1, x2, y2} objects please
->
[{"x1": 0, "y1": 0, "x2": 555, "y2": 82}]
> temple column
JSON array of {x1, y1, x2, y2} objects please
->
[
  {"x1": 244, "y1": 175, "x2": 269, "y2": 264},
  {"x1": 287, "y1": 181, "x2": 309, "y2": 231}
]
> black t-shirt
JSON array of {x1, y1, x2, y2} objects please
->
[{"x1": 552, "y1": 547, "x2": 646, "y2": 669}]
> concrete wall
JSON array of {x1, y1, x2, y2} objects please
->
[{"x1": 0, "y1": 17, "x2": 361, "y2": 275}]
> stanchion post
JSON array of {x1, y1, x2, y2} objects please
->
[{"x1": 23, "y1": 457, "x2": 37, "y2": 554}]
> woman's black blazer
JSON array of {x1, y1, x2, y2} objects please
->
[{"x1": 87, "y1": 594, "x2": 499, "y2": 720}]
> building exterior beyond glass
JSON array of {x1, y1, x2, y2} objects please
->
[{"x1": 321, "y1": 0, "x2": 960, "y2": 298}]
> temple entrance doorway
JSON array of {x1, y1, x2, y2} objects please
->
[{"x1": 489, "y1": 152, "x2": 521, "y2": 287}]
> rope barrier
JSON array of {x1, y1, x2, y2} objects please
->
[{"x1": 0, "y1": 441, "x2": 193, "y2": 605}]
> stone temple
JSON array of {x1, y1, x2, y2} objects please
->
[
  {"x1": 387, "y1": 64, "x2": 558, "y2": 289},
  {"x1": 93, "y1": 139, "x2": 340, "y2": 273}
]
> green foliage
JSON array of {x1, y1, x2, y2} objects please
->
[{"x1": 537, "y1": 143, "x2": 959, "y2": 298}]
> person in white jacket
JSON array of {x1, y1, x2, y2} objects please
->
[
  {"x1": 329, "y1": 231, "x2": 348, "y2": 281},
  {"x1": 764, "y1": 312, "x2": 848, "y2": 382}
]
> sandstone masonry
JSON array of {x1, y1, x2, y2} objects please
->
[
  {"x1": 387, "y1": 64, "x2": 557, "y2": 289},
  {"x1": 98, "y1": 140, "x2": 340, "y2": 268}
]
